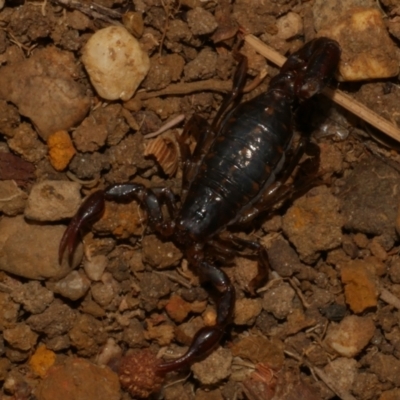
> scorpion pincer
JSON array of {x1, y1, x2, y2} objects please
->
[{"x1": 59, "y1": 37, "x2": 341, "y2": 375}]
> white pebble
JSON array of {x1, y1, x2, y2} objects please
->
[
  {"x1": 324, "y1": 315, "x2": 375, "y2": 357},
  {"x1": 82, "y1": 26, "x2": 150, "y2": 101},
  {"x1": 276, "y1": 12, "x2": 303, "y2": 40},
  {"x1": 319, "y1": 8, "x2": 399, "y2": 81},
  {"x1": 83, "y1": 254, "x2": 108, "y2": 281},
  {"x1": 96, "y1": 338, "x2": 122, "y2": 366},
  {"x1": 25, "y1": 180, "x2": 81, "y2": 222}
]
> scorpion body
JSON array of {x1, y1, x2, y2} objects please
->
[
  {"x1": 180, "y1": 86, "x2": 297, "y2": 239},
  {"x1": 59, "y1": 37, "x2": 341, "y2": 376}
]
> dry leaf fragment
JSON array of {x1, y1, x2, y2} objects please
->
[
  {"x1": 0, "y1": 152, "x2": 35, "y2": 186},
  {"x1": 144, "y1": 132, "x2": 180, "y2": 176},
  {"x1": 242, "y1": 363, "x2": 321, "y2": 400}
]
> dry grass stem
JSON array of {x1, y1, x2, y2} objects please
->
[
  {"x1": 313, "y1": 367, "x2": 358, "y2": 400},
  {"x1": 137, "y1": 69, "x2": 268, "y2": 101},
  {"x1": 380, "y1": 287, "x2": 400, "y2": 309}
]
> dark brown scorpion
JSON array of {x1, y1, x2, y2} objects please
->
[{"x1": 59, "y1": 37, "x2": 341, "y2": 376}]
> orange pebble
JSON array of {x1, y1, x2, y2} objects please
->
[
  {"x1": 47, "y1": 130, "x2": 76, "y2": 171},
  {"x1": 165, "y1": 295, "x2": 191, "y2": 323},
  {"x1": 29, "y1": 344, "x2": 56, "y2": 378},
  {"x1": 203, "y1": 309, "x2": 217, "y2": 327}
]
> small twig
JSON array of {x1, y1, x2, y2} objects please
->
[
  {"x1": 6, "y1": 29, "x2": 37, "y2": 55},
  {"x1": 159, "y1": 0, "x2": 172, "y2": 57},
  {"x1": 162, "y1": 372, "x2": 191, "y2": 390},
  {"x1": 153, "y1": 270, "x2": 192, "y2": 289},
  {"x1": 256, "y1": 274, "x2": 283, "y2": 294},
  {"x1": 139, "y1": 80, "x2": 229, "y2": 99},
  {"x1": 285, "y1": 349, "x2": 302, "y2": 361},
  {"x1": 380, "y1": 287, "x2": 400, "y2": 310},
  {"x1": 136, "y1": 68, "x2": 268, "y2": 101},
  {"x1": 66, "y1": 170, "x2": 100, "y2": 188},
  {"x1": 51, "y1": 0, "x2": 123, "y2": 25},
  {"x1": 284, "y1": 350, "x2": 357, "y2": 400},
  {"x1": 313, "y1": 367, "x2": 357, "y2": 400},
  {"x1": 143, "y1": 114, "x2": 186, "y2": 139},
  {"x1": 285, "y1": 350, "x2": 357, "y2": 400},
  {"x1": 242, "y1": 68, "x2": 268, "y2": 93},
  {"x1": 231, "y1": 358, "x2": 256, "y2": 369},
  {"x1": 288, "y1": 277, "x2": 311, "y2": 308},
  {"x1": 244, "y1": 34, "x2": 400, "y2": 144},
  {"x1": 362, "y1": 141, "x2": 400, "y2": 172}
]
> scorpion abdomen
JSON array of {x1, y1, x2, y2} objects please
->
[{"x1": 178, "y1": 89, "x2": 296, "y2": 241}]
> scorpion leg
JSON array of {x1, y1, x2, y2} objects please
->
[
  {"x1": 236, "y1": 134, "x2": 313, "y2": 225},
  {"x1": 211, "y1": 52, "x2": 248, "y2": 132},
  {"x1": 210, "y1": 234, "x2": 270, "y2": 295},
  {"x1": 151, "y1": 186, "x2": 177, "y2": 218},
  {"x1": 266, "y1": 140, "x2": 321, "y2": 204},
  {"x1": 229, "y1": 235, "x2": 270, "y2": 294},
  {"x1": 59, "y1": 183, "x2": 177, "y2": 263},
  {"x1": 157, "y1": 253, "x2": 235, "y2": 373},
  {"x1": 178, "y1": 115, "x2": 217, "y2": 196}
]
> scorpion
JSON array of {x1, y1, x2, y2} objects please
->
[{"x1": 59, "y1": 37, "x2": 341, "y2": 376}]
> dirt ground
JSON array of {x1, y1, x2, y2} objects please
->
[{"x1": 1, "y1": 0, "x2": 400, "y2": 399}]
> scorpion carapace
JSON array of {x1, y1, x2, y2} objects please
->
[{"x1": 59, "y1": 37, "x2": 341, "y2": 375}]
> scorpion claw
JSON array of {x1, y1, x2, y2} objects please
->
[
  {"x1": 59, "y1": 218, "x2": 81, "y2": 264},
  {"x1": 58, "y1": 190, "x2": 106, "y2": 265}
]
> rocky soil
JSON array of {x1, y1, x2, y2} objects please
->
[{"x1": 1, "y1": 0, "x2": 400, "y2": 399}]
